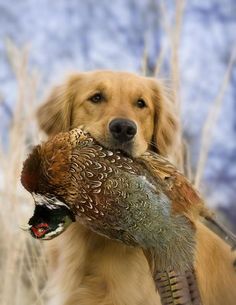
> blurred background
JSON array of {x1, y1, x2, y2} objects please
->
[{"x1": 0, "y1": 0, "x2": 235, "y2": 304}]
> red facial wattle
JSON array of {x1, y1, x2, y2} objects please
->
[{"x1": 31, "y1": 223, "x2": 49, "y2": 238}]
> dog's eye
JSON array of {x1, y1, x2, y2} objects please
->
[
  {"x1": 136, "y1": 99, "x2": 147, "y2": 109},
  {"x1": 89, "y1": 93, "x2": 104, "y2": 104}
]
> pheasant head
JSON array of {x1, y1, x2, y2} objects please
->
[
  {"x1": 26, "y1": 203, "x2": 74, "y2": 240},
  {"x1": 21, "y1": 131, "x2": 79, "y2": 239}
]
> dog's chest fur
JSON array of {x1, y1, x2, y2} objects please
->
[{"x1": 46, "y1": 222, "x2": 161, "y2": 305}]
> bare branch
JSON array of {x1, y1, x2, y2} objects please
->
[{"x1": 194, "y1": 48, "x2": 236, "y2": 189}]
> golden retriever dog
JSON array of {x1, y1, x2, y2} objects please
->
[{"x1": 37, "y1": 71, "x2": 236, "y2": 305}]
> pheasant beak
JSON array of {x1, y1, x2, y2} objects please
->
[{"x1": 20, "y1": 224, "x2": 32, "y2": 231}]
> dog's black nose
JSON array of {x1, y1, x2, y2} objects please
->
[{"x1": 109, "y1": 118, "x2": 137, "y2": 143}]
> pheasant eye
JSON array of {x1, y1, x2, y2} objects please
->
[
  {"x1": 89, "y1": 93, "x2": 104, "y2": 104},
  {"x1": 136, "y1": 99, "x2": 147, "y2": 109},
  {"x1": 31, "y1": 223, "x2": 49, "y2": 238},
  {"x1": 37, "y1": 228, "x2": 46, "y2": 233}
]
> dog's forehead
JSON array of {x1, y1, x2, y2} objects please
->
[{"x1": 81, "y1": 71, "x2": 155, "y2": 94}]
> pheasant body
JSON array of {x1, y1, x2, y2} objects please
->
[
  {"x1": 21, "y1": 128, "x2": 206, "y2": 304},
  {"x1": 21, "y1": 128, "x2": 201, "y2": 270}
]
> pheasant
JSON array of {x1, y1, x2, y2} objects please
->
[{"x1": 20, "y1": 128, "x2": 234, "y2": 305}]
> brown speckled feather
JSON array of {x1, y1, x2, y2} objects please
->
[
  {"x1": 21, "y1": 128, "x2": 205, "y2": 305},
  {"x1": 139, "y1": 152, "x2": 205, "y2": 217}
]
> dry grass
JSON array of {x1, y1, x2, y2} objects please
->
[
  {"x1": 0, "y1": 40, "x2": 47, "y2": 305},
  {"x1": 194, "y1": 48, "x2": 236, "y2": 188}
]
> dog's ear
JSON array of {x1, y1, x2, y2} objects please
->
[
  {"x1": 37, "y1": 75, "x2": 80, "y2": 135},
  {"x1": 149, "y1": 79, "x2": 180, "y2": 162}
]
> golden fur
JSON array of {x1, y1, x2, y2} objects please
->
[
  {"x1": 37, "y1": 71, "x2": 236, "y2": 305},
  {"x1": 38, "y1": 71, "x2": 179, "y2": 161}
]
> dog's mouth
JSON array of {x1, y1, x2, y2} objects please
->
[
  {"x1": 84, "y1": 126, "x2": 144, "y2": 157},
  {"x1": 94, "y1": 136, "x2": 134, "y2": 156}
]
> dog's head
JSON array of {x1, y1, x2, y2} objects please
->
[{"x1": 37, "y1": 71, "x2": 179, "y2": 160}]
